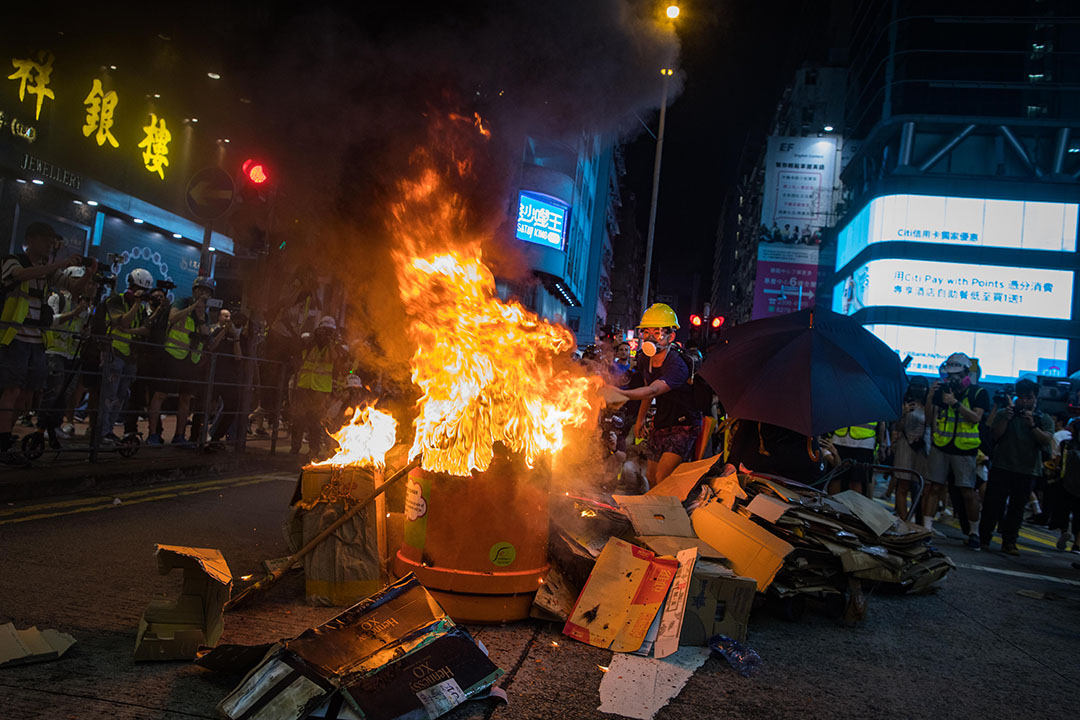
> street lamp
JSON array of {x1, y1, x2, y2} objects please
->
[{"x1": 666, "y1": 4, "x2": 680, "y2": 19}]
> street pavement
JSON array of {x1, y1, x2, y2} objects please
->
[{"x1": 1, "y1": 471, "x2": 1078, "y2": 719}]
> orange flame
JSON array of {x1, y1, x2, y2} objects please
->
[{"x1": 311, "y1": 405, "x2": 397, "y2": 468}]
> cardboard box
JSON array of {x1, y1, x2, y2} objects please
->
[
  {"x1": 563, "y1": 538, "x2": 678, "y2": 653},
  {"x1": 0, "y1": 623, "x2": 75, "y2": 667},
  {"x1": 134, "y1": 544, "x2": 232, "y2": 661},
  {"x1": 678, "y1": 562, "x2": 757, "y2": 644},
  {"x1": 300, "y1": 465, "x2": 382, "y2": 606},
  {"x1": 691, "y1": 500, "x2": 793, "y2": 592}
]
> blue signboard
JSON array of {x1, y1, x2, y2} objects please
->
[{"x1": 516, "y1": 191, "x2": 569, "y2": 250}]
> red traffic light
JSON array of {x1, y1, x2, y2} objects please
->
[
  {"x1": 242, "y1": 159, "x2": 269, "y2": 185},
  {"x1": 690, "y1": 314, "x2": 703, "y2": 327},
  {"x1": 711, "y1": 316, "x2": 724, "y2": 329}
]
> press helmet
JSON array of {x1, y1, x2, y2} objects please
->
[
  {"x1": 192, "y1": 276, "x2": 216, "y2": 293},
  {"x1": 62, "y1": 266, "x2": 86, "y2": 282},
  {"x1": 638, "y1": 303, "x2": 680, "y2": 330},
  {"x1": 942, "y1": 352, "x2": 972, "y2": 375},
  {"x1": 127, "y1": 267, "x2": 153, "y2": 291},
  {"x1": 317, "y1": 316, "x2": 338, "y2": 331}
]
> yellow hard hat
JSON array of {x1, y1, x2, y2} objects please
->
[{"x1": 638, "y1": 303, "x2": 679, "y2": 329}]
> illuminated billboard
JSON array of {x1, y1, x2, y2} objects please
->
[
  {"x1": 836, "y1": 194, "x2": 1078, "y2": 270},
  {"x1": 760, "y1": 136, "x2": 838, "y2": 238},
  {"x1": 866, "y1": 324, "x2": 1068, "y2": 385},
  {"x1": 833, "y1": 259, "x2": 1074, "y2": 321},
  {"x1": 516, "y1": 191, "x2": 569, "y2": 250}
]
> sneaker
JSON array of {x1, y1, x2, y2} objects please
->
[
  {"x1": 101, "y1": 432, "x2": 120, "y2": 447},
  {"x1": 146, "y1": 433, "x2": 163, "y2": 446},
  {"x1": 171, "y1": 435, "x2": 190, "y2": 446},
  {"x1": 1001, "y1": 542, "x2": 1020, "y2": 556},
  {"x1": 57, "y1": 424, "x2": 74, "y2": 439},
  {"x1": 1058, "y1": 531, "x2": 1073, "y2": 551},
  {"x1": 966, "y1": 534, "x2": 981, "y2": 551}
]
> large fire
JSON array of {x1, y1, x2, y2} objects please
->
[
  {"x1": 311, "y1": 405, "x2": 398, "y2": 468},
  {"x1": 389, "y1": 136, "x2": 599, "y2": 476}
]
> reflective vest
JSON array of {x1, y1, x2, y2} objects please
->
[
  {"x1": 0, "y1": 254, "x2": 49, "y2": 347},
  {"x1": 835, "y1": 423, "x2": 877, "y2": 440},
  {"x1": 933, "y1": 395, "x2": 981, "y2": 451},
  {"x1": 44, "y1": 293, "x2": 83, "y2": 358},
  {"x1": 165, "y1": 314, "x2": 203, "y2": 363},
  {"x1": 298, "y1": 345, "x2": 333, "y2": 393},
  {"x1": 109, "y1": 296, "x2": 141, "y2": 357}
]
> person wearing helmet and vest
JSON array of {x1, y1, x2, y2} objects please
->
[
  {"x1": 291, "y1": 316, "x2": 346, "y2": 457},
  {"x1": 925, "y1": 352, "x2": 990, "y2": 549},
  {"x1": 98, "y1": 267, "x2": 152, "y2": 443},
  {"x1": 0, "y1": 222, "x2": 95, "y2": 463},
  {"x1": 608, "y1": 303, "x2": 702, "y2": 486},
  {"x1": 147, "y1": 276, "x2": 213, "y2": 445},
  {"x1": 39, "y1": 266, "x2": 91, "y2": 447}
]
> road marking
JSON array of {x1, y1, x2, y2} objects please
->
[
  {"x1": 956, "y1": 562, "x2": 1080, "y2": 588},
  {"x1": 0, "y1": 474, "x2": 292, "y2": 525}
]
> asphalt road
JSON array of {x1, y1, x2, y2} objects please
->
[{"x1": 1, "y1": 471, "x2": 1078, "y2": 719}]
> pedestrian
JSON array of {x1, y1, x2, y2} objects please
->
[
  {"x1": 40, "y1": 267, "x2": 91, "y2": 448},
  {"x1": 1052, "y1": 417, "x2": 1080, "y2": 552},
  {"x1": 828, "y1": 422, "x2": 882, "y2": 495},
  {"x1": 978, "y1": 378, "x2": 1053, "y2": 554},
  {"x1": 891, "y1": 376, "x2": 931, "y2": 520},
  {"x1": 99, "y1": 268, "x2": 152, "y2": 443},
  {"x1": 130, "y1": 282, "x2": 173, "y2": 442},
  {"x1": 609, "y1": 304, "x2": 703, "y2": 486},
  {"x1": 924, "y1": 352, "x2": 989, "y2": 549},
  {"x1": 1, "y1": 223, "x2": 95, "y2": 463},
  {"x1": 611, "y1": 341, "x2": 632, "y2": 386},
  {"x1": 290, "y1": 316, "x2": 346, "y2": 457}
]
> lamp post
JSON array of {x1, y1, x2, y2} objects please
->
[{"x1": 640, "y1": 67, "x2": 674, "y2": 319}]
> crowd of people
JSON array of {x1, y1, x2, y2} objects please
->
[
  {"x1": 758, "y1": 222, "x2": 822, "y2": 245},
  {"x1": 0, "y1": 222, "x2": 376, "y2": 466}
]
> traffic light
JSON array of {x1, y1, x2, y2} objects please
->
[
  {"x1": 708, "y1": 315, "x2": 725, "y2": 344},
  {"x1": 242, "y1": 158, "x2": 269, "y2": 186},
  {"x1": 229, "y1": 157, "x2": 276, "y2": 255}
]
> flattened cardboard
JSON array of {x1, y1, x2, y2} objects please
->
[
  {"x1": 746, "y1": 494, "x2": 795, "y2": 523},
  {"x1": 637, "y1": 535, "x2": 726, "y2": 562},
  {"x1": 0, "y1": 623, "x2": 75, "y2": 667},
  {"x1": 134, "y1": 545, "x2": 232, "y2": 661},
  {"x1": 691, "y1": 500, "x2": 793, "y2": 592},
  {"x1": 678, "y1": 565, "x2": 756, "y2": 645},
  {"x1": 597, "y1": 647, "x2": 711, "y2": 720},
  {"x1": 532, "y1": 566, "x2": 578, "y2": 622},
  {"x1": 833, "y1": 490, "x2": 896, "y2": 537},
  {"x1": 653, "y1": 548, "x2": 698, "y2": 659},
  {"x1": 646, "y1": 454, "x2": 721, "y2": 501},
  {"x1": 563, "y1": 538, "x2": 678, "y2": 653},
  {"x1": 613, "y1": 494, "x2": 695, "y2": 538}
]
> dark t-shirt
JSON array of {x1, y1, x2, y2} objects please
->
[
  {"x1": 638, "y1": 350, "x2": 701, "y2": 429},
  {"x1": 992, "y1": 410, "x2": 1053, "y2": 476},
  {"x1": 932, "y1": 384, "x2": 991, "y2": 455}
]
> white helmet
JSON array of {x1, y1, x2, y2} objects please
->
[
  {"x1": 346, "y1": 374, "x2": 363, "y2": 388},
  {"x1": 127, "y1": 267, "x2": 153, "y2": 290},
  {"x1": 62, "y1": 266, "x2": 86, "y2": 281},
  {"x1": 318, "y1": 316, "x2": 337, "y2": 331},
  {"x1": 942, "y1": 352, "x2": 972, "y2": 374}
]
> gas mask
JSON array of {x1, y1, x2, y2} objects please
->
[{"x1": 640, "y1": 330, "x2": 669, "y2": 357}]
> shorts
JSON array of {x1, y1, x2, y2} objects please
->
[
  {"x1": 0, "y1": 339, "x2": 47, "y2": 391},
  {"x1": 646, "y1": 423, "x2": 700, "y2": 463},
  {"x1": 928, "y1": 445, "x2": 977, "y2": 488}
]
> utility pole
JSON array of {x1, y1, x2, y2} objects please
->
[{"x1": 640, "y1": 69, "x2": 672, "y2": 318}]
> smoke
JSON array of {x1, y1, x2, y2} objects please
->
[{"x1": 254, "y1": 0, "x2": 680, "y2": 386}]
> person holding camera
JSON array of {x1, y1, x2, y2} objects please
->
[
  {"x1": 149, "y1": 276, "x2": 213, "y2": 445},
  {"x1": 891, "y1": 376, "x2": 931, "y2": 521},
  {"x1": 206, "y1": 307, "x2": 245, "y2": 443},
  {"x1": 978, "y1": 378, "x2": 1053, "y2": 554},
  {"x1": 39, "y1": 266, "x2": 92, "y2": 447},
  {"x1": 925, "y1": 352, "x2": 990, "y2": 548},
  {"x1": 123, "y1": 281, "x2": 172, "y2": 440},
  {"x1": 290, "y1": 316, "x2": 347, "y2": 457},
  {"x1": 1, "y1": 223, "x2": 97, "y2": 463},
  {"x1": 98, "y1": 268, "x2": 153, "y2": 443}
]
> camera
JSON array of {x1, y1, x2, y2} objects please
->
[
  {"x1": 92, "y1": 270, "x2": 117, "y2": 286},
  {"x1": 156, "y1": 279, "x2": 176, "y2": 291}
]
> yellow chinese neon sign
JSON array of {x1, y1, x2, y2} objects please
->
[
  {"x1": 8, "y1": 51, "x2": 55, "y2": 120},
  {"x1": 138, "y1": 113, "x2": 170, "y2": 180},
  {"x1": 82, "y1": 79, "x2": 119, "y2": 148}
]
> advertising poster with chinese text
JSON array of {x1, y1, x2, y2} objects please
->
[
  {"x1": 751, "y1": 244, "x2": 819, "y2": 319},
  {"x1": 758, "y1": 136, "x2": 838, "y2": 244}
]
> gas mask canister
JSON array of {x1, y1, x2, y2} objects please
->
[{"x1": 640, "y1": 329, "x2": 668, "y2": 358}]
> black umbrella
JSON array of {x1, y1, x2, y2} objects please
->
[{"x1": 697, "y1": 307, "x2": 908, "y2": 437}]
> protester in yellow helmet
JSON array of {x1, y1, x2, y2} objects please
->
[{"x1": 607, "y1": 304, "x2": 702, "y2": 486}]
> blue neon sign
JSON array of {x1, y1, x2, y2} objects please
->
[{"x1": 516, "y1": 191, "x2": 569, "y2": 250}]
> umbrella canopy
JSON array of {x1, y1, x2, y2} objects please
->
[{"x1": 697, "y1": 307, "x2": 908, "y2": 437}]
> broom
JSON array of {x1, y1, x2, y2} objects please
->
[{"x1": 225, "y1": 455, "x2": 423, "y2": 611}]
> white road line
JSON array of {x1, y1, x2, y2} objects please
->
[{"x1": 956, "y1": 562, "x2": 1080, "y2": 587}]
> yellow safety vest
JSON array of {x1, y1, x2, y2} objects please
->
[
  {"x1": 165, "y1": 313, "x2": 203, "y2": 363},
  {"x1": 0, "y1": 255, "x2": 46, "y2": 347},
  {"x1": 44, "y1": 294, "x2": 83, "y2": 358},
  {"x1": 298, "y1": 345, "x2": 333, "y2": 393},
  {"x1": 835, "y1": 423, "x2": 877, "y2": 440},
  {"x1": 108, "y1": 296, "x2": 141, "y2": 357},
  {"x1": 933, "y1": 395, "x2": 981, "y2": 451}
]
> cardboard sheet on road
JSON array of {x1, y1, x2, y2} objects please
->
[
  {"x1": 645, "y1": 455, "x2": 720, "y2": 501},
  {"x1": 597, "y1": 647, "x2": 711, "y2": 720},
  {"x1": 746, "y1": 494, "x2": 796, "y2": 523},
  {"x1": 0, "y1": 623, "x2": 75, "y2": 667},
  {"x1": 614, "y1": 494, "x2": 695, "y2": 537},
  {"x1": 691, "y1": 500, "x2": 792, "y2": 592},
  {"x1": 833, "y1": 490, "x2": 896, "y2": 536},
  {"x1": 563, "y1": 538, "x2": 678, "y2": 653}
]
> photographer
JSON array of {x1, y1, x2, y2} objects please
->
[
  {"x1": 39, "y1": 266, "x2": 91, "y2": 447},
  {"x1": 149, "y1": 276, "x2": 213, "y2": 445},
  {"x1": 1, "y1": 223, "x2": 97, "y2": 463},
  {"x1": 978, "y1": 378, "x2": 1053, "y2": 554},
  {"x1": 206, "y1": 307, "x2": 245, "y2": 443},
  {"x1": 98, "y1": 268, "x2": 152, "y2": 443},
  {"x1": 124, "y1": 280, "x2": 172, "y2": 440},
  {"x1": 290, "y1": 316, "x2": 347, "y2": 458}
]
